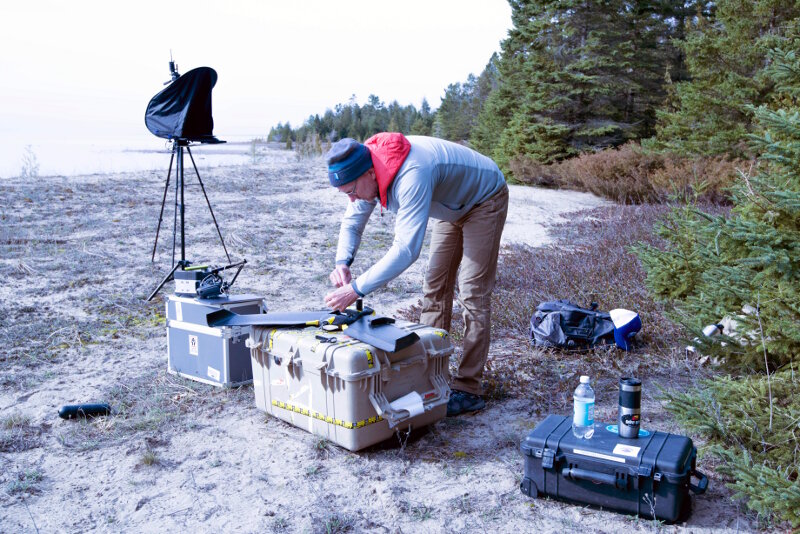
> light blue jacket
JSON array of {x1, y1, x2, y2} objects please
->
[{"x1": 336, "y1": 136, "x2": 506, "y2": 296}]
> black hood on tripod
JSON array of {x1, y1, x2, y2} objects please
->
[{"x1": 145, "y1": 66, "x2": 222, "y2": 142}]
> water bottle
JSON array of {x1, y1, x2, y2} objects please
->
[{"x1": 572, "y1": 375, "x2": 595, "y2": 439}]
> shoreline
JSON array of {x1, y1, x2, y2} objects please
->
[{"x1": 0, "y1": 136, "x2": 275, "y2": 180}]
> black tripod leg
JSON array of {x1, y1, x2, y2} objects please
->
[
  {"x1": 226, "y1": 259, "x2": 247, "y2": 290},
  {"x1": 147, "y1": 261, "x2": 182, "y2": 302},
  {"x1": 151, "y1": 149, "x2": 175, "y2": 262},
  {"x1": 187, "y1": 146, "x2": 231, "y2": 263},
  {"x1": 171, "y1": 145, "x2": 180, "y2": 268}
]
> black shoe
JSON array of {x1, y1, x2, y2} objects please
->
[{"x1": 447, "y1": 389, "x2": 485, "y2": 417}]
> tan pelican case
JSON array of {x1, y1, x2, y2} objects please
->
[{"x1": 247, "y1": 320, "x2": 453, "y2": 451}]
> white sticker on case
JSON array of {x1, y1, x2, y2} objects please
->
[
  {"x1": 572, "y1": 448, "x2": 627, "y2": 464},
  {"x1": 207, "y1": 366, "x2": 221, "y2": 381},
  {"x1": 612, "y1": 444, "x2": 641, "y2": 458}
]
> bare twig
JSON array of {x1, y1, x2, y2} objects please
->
[
  {"x1": 167, "y1": 505, "x2": 193, "y2": 516},
  {"x1": 45, "y1": 327, "x2": 71, "y2": 342},
  {"x1": 93, "y1": 294, "x2": 130, "y2": 314},
  {"x1": 496, "y1": 454, "x2": 520, "y2": 476},
  {"x1": 755, "y1": 294, "x2": 773, "y2": 431},
  {"x1": 738, "y1": 163, "x2": 773, "y2": 212},
  {"x1": 395, "y1": 425, "x2": 412, "y2": 452},
  {"x1": 17, "y1": 261, "x2": 40, "y2": 275},
  {"x1": 22, "y1": 498, "x2": 40, "y2": 534},
  {"x1": 82, "y1": 242, "x2": 110, "y2": 259}
]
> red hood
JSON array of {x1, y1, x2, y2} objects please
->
[{"x1": 364, "y1": 132, "x2": 411, "y2": 208}]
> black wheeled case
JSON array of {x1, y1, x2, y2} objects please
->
[{"x1": 520, "y1": 415, "x2": 708, "y2": 523}]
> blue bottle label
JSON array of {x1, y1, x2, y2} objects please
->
[{"x1": 573, "y1": 399, "x2": 594, "y2": 426}]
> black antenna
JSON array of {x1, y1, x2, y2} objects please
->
[{"x1": 166, "y1": 50, "x2": 180, "y2": 85}]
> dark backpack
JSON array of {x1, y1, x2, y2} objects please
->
[{"x1": 530, "y1": 300, "x2": 616, "y2": 349}]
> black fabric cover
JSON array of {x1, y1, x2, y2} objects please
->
[
  {"x1": 530, "y1": 300, "x2": 616, "y2": 349},
  {"x1": 145, "y1": 67, "x2": 220, "y2": 142}
]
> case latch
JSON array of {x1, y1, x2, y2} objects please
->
[{"x1": 542, "y1": 448, "x2": 555, "y2": 469}]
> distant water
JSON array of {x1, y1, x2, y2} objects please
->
[{"x1": 0, "y1": 133, "x2": 267, "y2": 179}]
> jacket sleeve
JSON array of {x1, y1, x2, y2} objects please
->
[
  {"x1": 352, "y1": 175, "x2": 432, "y2": 295},
  {"x1": 335, "y1": 199, "x2": 376, "y2": 266}
]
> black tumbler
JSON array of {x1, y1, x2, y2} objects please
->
[{"x1": 618, "y1": 377, "x2": 641, "y2": 439}]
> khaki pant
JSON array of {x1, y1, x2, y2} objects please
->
[{"x1": 420, "y1": 185, "x2": 509, "y2": 395}]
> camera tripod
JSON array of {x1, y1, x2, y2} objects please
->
[{"x1": 147, "y1": 138, "x2": 231, "y2": 301}]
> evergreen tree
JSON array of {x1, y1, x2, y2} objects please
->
[
  {"x1": 434, "y1": 57, "x2": 501, "y2": 144},
  {"x1": 636, "y1": 48, "x2": 800, "y2": 368},
  {"x1": 281, "y1": 122, "x2": 293, "y2": 144},
  {"x1": 471, "y1": 0, "x2": 540, "y2": 160},
  {"x1": 267, "y1": 122, "x2": 282, "y2": 142},
  {"x1": 648, "y1": 0, "x2": 800, "y2": 156},
  {"x1": 635, "y1": 48, "x2": 800, "y2": 525},
  {"x1": 437, "y1": 81, "x2": 473, "y2": 141},
  {"x1": 409, "y1": 98, "x2": 434, "y2": 135},
  {"x1": 473, "y1": 0, "x2": 685, "y2": 174},
  {"x1": 664, "y1": 370, "x2": 800, "y2": 527}
]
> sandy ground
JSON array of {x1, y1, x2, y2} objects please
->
[{"x1": 0, "y1": 147, "x2": 755, "y2": 533}]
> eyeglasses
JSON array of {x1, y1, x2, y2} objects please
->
[{"x1": 342, "y1": 180, "x2": 358, "y2": 196}]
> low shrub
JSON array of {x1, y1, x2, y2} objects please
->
[
  {"x1": 0, "y1": 412, "x2": 44, "y2": 452},
  {"x1": 505, "y1": 157, "x2": 560, "y2": 187},
  {"x1": 553, "y1": 144, "x2": 665, "y2": 204},
  {"x1": 510, "y1": 142, "x2": 745, "y2": 204}
]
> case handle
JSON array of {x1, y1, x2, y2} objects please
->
[
  {"x1": 245, "y1": 338, "x2": 262, "y2": 350},
  {"x1": 561, "y1": 467, "x2": 627, "y2": 490},
  {"x1": 689, "y1": 469, "x2": 709, "y2": 494}
]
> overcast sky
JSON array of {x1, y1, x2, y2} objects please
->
[{"x1": 0, "y1": 1, "x2": 511, "y2": 143}]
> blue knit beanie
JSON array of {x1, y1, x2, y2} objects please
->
[{"x1": 326, "y1": 138, "x2": 373, "y2": 187}]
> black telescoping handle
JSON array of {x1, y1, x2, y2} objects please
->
[
  {"x1": 689, "y1": 469, "x2": 709, "y2": 494},
  {"x1": 561, "y1": 467, "x2": 627, "y2": 489}
]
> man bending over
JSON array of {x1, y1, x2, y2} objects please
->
[{"x1": 324, "y1": 133, "x2": 508, "y2": 417}]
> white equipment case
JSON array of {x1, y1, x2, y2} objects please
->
[{"x1": 247, "y1": 320, "x2": 453, "y2": 451}]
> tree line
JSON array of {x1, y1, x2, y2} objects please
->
[
  {"x1": 268, "y1": 95, "x2": 435, "y2": 146},
  {"x1": 270, "y1": 0, "x2": 799, "y2": 176}
]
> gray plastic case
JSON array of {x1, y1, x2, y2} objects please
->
[
  {"x1": 248, "y1": 320, "x2": 453, "y2": 451},
  {"x1": 166, "y1": 294, "x2": 266, "y2": 387}
]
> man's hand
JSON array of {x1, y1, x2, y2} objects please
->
[
  {"x1": 329, "y1": 264, "x2": 352, "y2": 288},
  {"x1": 325, "y1": 284, "x2": 359, "y2": 312}
]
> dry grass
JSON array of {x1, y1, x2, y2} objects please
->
[
  {"x1": 55, "y1": 370, "x2": 251, "y2": 451},
  {"x1": 0, "y1": 413, "x2": 45, "y2": 453},
  {"x1": 314, "y1": 513, "x2": 357, "y2": 534},
  {"x1": 6, "y1": 469, "x2": 44, "y2": 496}
]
